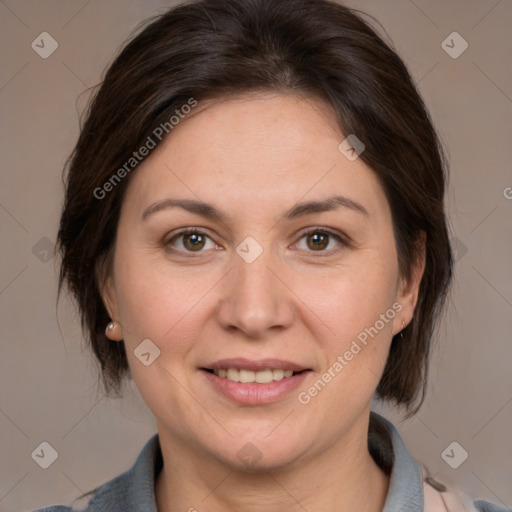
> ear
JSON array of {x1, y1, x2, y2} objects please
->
[
  {"x1": 394, "y1": 231, "x2": 426, "y2": 335},
  {"x1": 100, "y1": 274, "x2": 119, "y2": 319}
]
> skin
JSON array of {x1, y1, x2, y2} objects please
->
[{"x1": 102, "y1": 92, "x2": 425, "y2": 512}]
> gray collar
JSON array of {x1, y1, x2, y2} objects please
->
[
  {"x1": 87, "y1": 412, "x2": 424, "y2": 511},
  {"x1": 376, "y1": 413, "x2": 424, "y2": 511}
]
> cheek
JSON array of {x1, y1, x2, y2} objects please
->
[
  {"x1": 294, "y1": 249, "x2": 399, "y2": 404},
  {"x1": 112, "y1": 254, "x2": 215, "y2": 419},
  {"x1": 112, "y1": 247, "x2": 225, "y2": 366},
  {"x1": 304, "y1": 258, "x2": 399, "y2": 340},
  {"x1": 296, "y1": 277, "x2": 397, "y2": 422},
  {"x1": 112, "y1": 252, "x2": 178, "y2": 338}
]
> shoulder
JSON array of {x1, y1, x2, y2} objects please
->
[
  {"x1": 31, "y1": 433, "x2": 162, "y2": 512},
  {"x1": 421, "y1": 462, "x2": 510, "y2": 512},
  {"x1": 423, "y1": 479, "x2": 510, "y2": 512},
  {"x1": 370, "y1": 412, "x2": 510, "y2": 512},
  {"x1": 473, "y1": 500, "x2": 512, "y2": 512}
]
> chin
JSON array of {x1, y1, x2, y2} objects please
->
[{"x1": 214, "y1": 435, "x2": 309, "y2": 473}]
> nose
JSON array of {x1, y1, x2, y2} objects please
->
[{"x1": 215, "y1": 246, "x2": 295, "y2": 339}]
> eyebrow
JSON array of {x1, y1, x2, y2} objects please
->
[{"x1": 141, "y1": 195, "x2": 369, "y2": 222}]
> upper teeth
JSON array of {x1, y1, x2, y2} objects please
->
[{"x1": 213, "y1": 368, "x2": 294, "y2": 383}]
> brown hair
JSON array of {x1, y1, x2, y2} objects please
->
[{"x1": 58, "y1": 0, "x2": 453, "y2": 414}]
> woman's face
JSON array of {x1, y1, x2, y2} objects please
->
[{"x1": 103, "y1": 93, "x2": 422, "y2": 470}]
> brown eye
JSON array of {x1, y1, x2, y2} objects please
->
[
  {"x1": 307, "y1": 232, "x2": 329, "y2": 251},
  {"x1": 182, "y1": 232, "x2": 206, "y2": 251},
  {"x1": 167, "y1": 229, "x2": 216, "y2": 253},
  {"x1": 294, "y1": 228, "x2": 346, "y2": 254}
]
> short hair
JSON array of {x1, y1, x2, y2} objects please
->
[{"x1": 58, "y1": 0, "x2": 453, "y2": 414}]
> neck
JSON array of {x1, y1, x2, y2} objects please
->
[{"x1": 155, "y1": 415, "x2": 390, "y2": 512}]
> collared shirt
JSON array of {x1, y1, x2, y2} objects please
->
[{"x1": 34, "y1": 412, "x2": 509, "y2": 512}]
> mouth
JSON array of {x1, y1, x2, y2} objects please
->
[{"x1": 200, "y1": 358, "x2": 312, "y2": 405}]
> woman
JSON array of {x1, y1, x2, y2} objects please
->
[{"x1": 35, "y1": 0, "x2": 507, "y2": 510}]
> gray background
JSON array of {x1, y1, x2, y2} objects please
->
[{"x1": 1, "y1": 1, "x2": 511, "y2": 511}]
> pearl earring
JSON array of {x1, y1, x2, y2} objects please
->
[{"x1": 106, "y1": 321, "x2": 115, "y2": 335}]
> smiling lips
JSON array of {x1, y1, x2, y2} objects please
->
[{"x1": 202, "y1": 358, "x2": 311, "y2": 404}]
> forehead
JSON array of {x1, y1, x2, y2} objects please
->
[{"x1": 121, "y1": 93, "x2": 389, "y2": 221}]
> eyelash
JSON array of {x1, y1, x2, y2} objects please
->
[{"x1": 164, "y1": 227, "x2": 348, "y2": 257}]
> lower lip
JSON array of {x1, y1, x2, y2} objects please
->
[{"x1": 201, "y1": 370, "x2": 310, "y2": 405}]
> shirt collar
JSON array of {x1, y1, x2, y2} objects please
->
[
  {"x1": 89, "y1": 411, "x2": 423, "y2": 511},
  {"x1": 373, "y1": 412, "x2": 424, "y2": 512}
]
